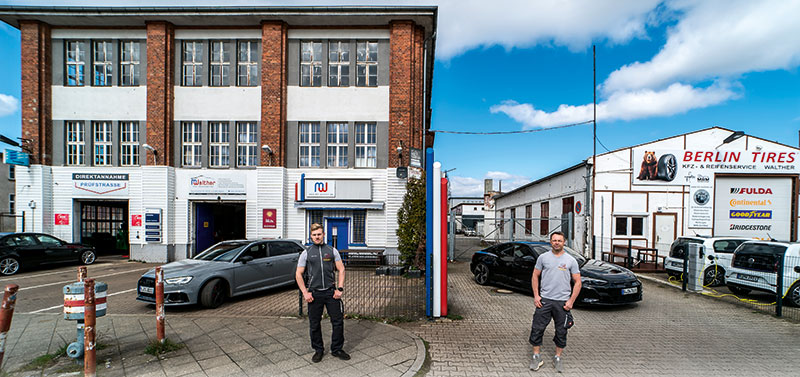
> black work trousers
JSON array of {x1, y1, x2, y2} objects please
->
[
  {"x1": 308, "y1": 288, "x2": 344, "y2": 353},
  {"x1": 529, "y1": 298, "x2": 569, "y2": 348}
]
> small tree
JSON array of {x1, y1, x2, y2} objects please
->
[{"x1": 396, "y1": 177, "x2": 426, "y2": 269}]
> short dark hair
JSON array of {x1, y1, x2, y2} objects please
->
[{"x1": 550, "y1": 231, "x2": 565, "y2": 240}]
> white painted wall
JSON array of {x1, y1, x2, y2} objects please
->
[
  {"x1": 52, "y1": 86, "x2": 147, "y2": 120},
  {"x1": 175, "y1": 29, "x2": 261, "y2": 39},
  {"x1": 52, "y1": 29, "x2": 146, "y2": 39},
  {"x1": 174, "y1": 87, "x2": 261, "y2": 121},
  {"x1": 287, "y1": 86, "x2": 390, "y2": 122}
]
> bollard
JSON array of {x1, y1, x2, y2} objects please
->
[
  {"x1": 83, "y1": 278, "x2": 96, "y2": 377},
  {"x1": 155, "y1": 267, "x2": 165, "y2": 344},
  {"x1": 0, "y1": 284, "x2": 20, "y2": 370},
  {"x1": 78, "y1": 266, "x2": 87, "y2": 282}
]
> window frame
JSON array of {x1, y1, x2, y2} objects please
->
[
  {"x1": 8, "y1": 194, "x2": 14, "y2": 214},
  {"x1": 66, "y1": 121, "x2": 86, "y2": 166},
  {"x1": 300, "y1": 41, "x2": 323, "y2": 87},
  {"x1": 181, "y1": 121, "x2": 203, "y2": 167},
  {"x1": 236, "y1": 121, "x2": 258, "y2": 167},
  {"x1": 328, "y1": 40, "x2": 350, "y2": 87},
  {"x1": 613, "y1": 214, "x2": 647, "y2": 237},
  {"x1": 540, "y1": 202, "x2": 549, "y2": 236},
  {"x1": 208, "y1": 121, "x2": 230, "y2": 168},
  {"x1": 326, "y1": 122, "x2": 348, "y2": 168},
  {"x1": 352, "y1": 210, "x2": 366, "y2": 245},
  {"x1": 182, "y1": 41, "x2": 204, "y2": 87},
  {"x1": 92, "y1": 40, "x2": 113, "y2": 86},
  {"x1": 298, "y1": 122, "x2": 321, "y2": 168},
  {"x1": 92, "y1": 121, "x2": 113, "y2": 166},
  {"x1": 65, "y1": 40, "x2": 86, "y2": 86},
  {"x1": 119, "y1": 121, "x2": 140, "y2": 166},
  {"x1": 119, "y1": 40, "x2": 140, "y2": 86},
  {"x1": 525, "y1": 204, "x2": 532, "y2": 236},
  {"x1": 8, "y1": 165, "x2": 14, "y2": 181},
  {"x1": 236, "y1": 41, "x2": 259, "y2": 86},
  {"x1": 356, "y1": 41, "x2": 378, "y2": 87},
  {"x1": 354, "y1": 122, "x2": 377, "y2": 168},
  {"x1": 209, "y1": 40, "x2": 232, "y2": 87}
]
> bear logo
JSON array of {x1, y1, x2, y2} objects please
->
[{"x1": 637, "y1": 151, "x2": 658, "y2": 180}]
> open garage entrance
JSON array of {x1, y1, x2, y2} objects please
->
[{"x1": 193, "y1": 201, "x2": 246, "y2": 255}]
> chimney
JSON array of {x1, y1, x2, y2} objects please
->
[{"x1": 484, "y1": 179, "x2": 493, "y2": 194}]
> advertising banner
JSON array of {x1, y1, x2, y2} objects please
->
[
  {"x1": 72, "y1": 173, "x2": 129, "y2": 196},
  {"x1": 187, "y1": 174, "x2": 246, "y2": 197},
  {"x1": 55, "y1": 213, "x2": 69, "y2": 225},
  {"x1": 632, "y1": 149, "x2": 799, "y2": 186},
  {"x1": 713, "y1": 177, "x2": 793, "y2": 240},
  {"x1": 262, "y1": 208, "x2": 277, "y2": 229},
  {"x1": 688, "y1": 185, "x2": 713, "y2": 228}
]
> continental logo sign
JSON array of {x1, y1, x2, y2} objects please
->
[
  {"x1": 730, "y1": 187, "x2": 773, "y2": 195},
  {"x1": 729, "y1": 199, "x2": 772, "y2": 207},
  {"x1": 729, "y1": 210, "x2": 772, "y2": 219}
]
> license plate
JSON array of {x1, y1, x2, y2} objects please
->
[
  {"x1": 139, "y1": 286, "x2": 154, "y2": 294},
  {"x1": 671, "y1": 261, "x2": 683, "y2": 267},
  {"x1": 621, "y1": 287, "x2": 638, "y2": 295},
  {"x1": 736, "y1": 273, "x2": 759, "y2": 283}
]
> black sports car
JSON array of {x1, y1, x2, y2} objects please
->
[
  {"x1": 470, "y1": 241, "x2": 642, "y2": 305},
  {"x1": 0, "y1": 233, "x2": 97, "y2": 275}
]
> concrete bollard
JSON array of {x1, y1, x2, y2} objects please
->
[
  {"x1": 0, "y1": 284, "x2": 20, "y2": 370},
  {"x1": 155, "y1": 266, "x2": 165, "y2": 344},
  {"x1": 83, "y1": 278, "x2": 96, "y2": 377}
]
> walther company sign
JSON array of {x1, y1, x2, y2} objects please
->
[{"x1": 72, "y1": 173, "x2": 129, "y2": 196}]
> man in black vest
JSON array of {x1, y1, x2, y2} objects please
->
[{"x1": 295, "y1": 223, "x2": 350, "y2": 363}]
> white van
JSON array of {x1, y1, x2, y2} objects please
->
[{"x1": 664, "y1": 236, "x2": 750, "y2": 286}]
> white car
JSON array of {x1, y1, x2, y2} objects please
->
[
  {"x1": 725, "y1": 241, "x2": 800, "y2": 307},
  {"x1": 664, "y1": 236, "x2": 750, "y2": 286}
]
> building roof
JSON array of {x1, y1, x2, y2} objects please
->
[{"x1": 494, "y1": 161, "x2": 588, "y2": 200}]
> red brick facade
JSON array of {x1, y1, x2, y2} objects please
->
[
  {"x1": 145, "y1": 21, "x2": 175, "y2": 166},
  {"x1": 260, "y1": 21, "x2": 288, "y2": 167},
  {"x1": 389, "y1": 21, "x2": 426, "y2": 168},
  {"x1": 19, "y1": 21, "x2": 52, "y2": 165}
]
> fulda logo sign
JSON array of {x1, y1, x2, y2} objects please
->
[
  {"x1": 729, "y1": 210, "x2": 772, "y2": 219},
  {"x1": 730, "y1": 187, "x2": 773, "y2": 195}
]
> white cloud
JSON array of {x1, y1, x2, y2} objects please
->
[
  {"x1": 0, "y1": 94, "x2": 19, "y2": 117},
  {"x1": 491, "y1": 82, "x2": 738, "y2": 128},
  {"x1": 449, "y1": 171, "x2": 530, "y2": 197}
]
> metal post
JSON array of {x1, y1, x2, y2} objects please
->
[
  {"x1": 682, "y1": 249, "x2": 688, "y2": 292},
  {"x1": 592, "y1": 235, "x2": 596, "y2": 260},
  {"x1": 627, "y1": 239, "x2": 632, "y2": 269},
  {"x1": 298, "y1": 290, "x2": 303, "y2": 317},
  {"x1": 21, "y1": 211, "x2": 24, "y2": 232},
  {"x1": 78, "y1": 266, "x2": 87, "y2": 282},
  {"x1": 0, "y1": 284, "x2": 20, "y2": 369},
  {"x1": 776, "y1": 251, "x2": 785, "y2": 317},
  {"x1": 155, "y1": 266, "x2": 165, "y2": 343},
  {"x1": 568, "y1": 212, "x2": 574, "y2": 248},
  {"x1": 83, "y1": 278, "x2": 96, "y2": 377}
]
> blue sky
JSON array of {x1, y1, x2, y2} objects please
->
[{"x1": 1, "y1": 1, "x2": 799, "y2": 196}]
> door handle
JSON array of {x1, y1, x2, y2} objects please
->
[{"x1": 292, "y1": 258, "x2": 298, "y2": 262}]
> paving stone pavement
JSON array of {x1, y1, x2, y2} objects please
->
[
  {"x1": 1, "y1": 314, "x2": 424, "y2": 376},
  {"x1": 400, "y1": 261, "x2": 800, "y2": 376}
]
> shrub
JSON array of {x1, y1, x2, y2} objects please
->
[{"x1": 396, "y1": 177, "x2": 426, "y2": 269}]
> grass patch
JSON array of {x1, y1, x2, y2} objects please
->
[
  {"x1": 54, "y1": 363, "x2": 82, "y2": 374},
  {"x1": 144, "y1": 338, "x2": 184, "y2": 356},
  {"x1": 445, "y1": 313, "x2": 463, "y2": 320},
  {"x1": 344, "y1": 313, "x2": 418, "y2": 324},
  {"x1": 17, "y1": 344, "x2": 68, "y2": 372}
]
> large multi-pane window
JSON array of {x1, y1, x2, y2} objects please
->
[
  {"x1": 8, "y1": 194, "x2": 15, "y2": 214},
  {"x1": 209, "y1": 41, "x2": 231, "y2": 86},
  {"x1": 120, "y1": 41, "x2": 140, "y2": 86},
  {"x1": 328, "y1": 41, "x2": 350, "y2": 87},
  {"x1": 327, "y1": 123, "x2": 348, "y2": 168},
  {"x1": 120, "y1": 121, "x2": 140, "y2": 166},
  {"x1": 66, "y1": 121, "x2": 85, "y2": 165},
  {"x1": 352, "y1": 210, "x2": 366, "y2": 244},
  {"x1": 300, "y1": 41, "x2": 322, "y2": 87},
  {"x1": 182, "y1": 122, "x2": 202, "y2": 167},
  {"x1": 354, "y1": 122, "x2": 377, "y2": 167},
  {"x1": 182, "y1": 41, "x2": 203, "y2": 86},
  {"x1": 66, "y1": 41, "x2": 86, "y2": 86},
  {"x1": 298, "y1": 122, "x2": 320, "y2": 167},
  {"x1": 356, "y1": 41, "x2": 378, "y2": 87},
  {"x1": 237, "y1": 41, "x2": 258, "y2": 86},
  {"x1": 93, "y1": 121, "x2": 112, "y2": 166},
  {"x1": 236, "y1": 122, "x2": 258, "y2": 167},
  {"x1": 93, "y1": 41, "x2": 113, "y2": 86},
  {"x1": 209, "y1": 122, "x2": 230, "y2": 167}
]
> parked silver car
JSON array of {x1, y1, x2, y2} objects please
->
[{"x1": 136, "y1": 239, "x2": 304, "y2": 308}]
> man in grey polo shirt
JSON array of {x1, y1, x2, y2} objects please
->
[{"x1": 529, "y1": 231, "x2": 581, "y2": 373}]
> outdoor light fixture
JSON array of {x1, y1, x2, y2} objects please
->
[
  {"x1": 142, "y1": 143, "x2": 158, "y2": 165},
  {"x1": 261, "y1": 144, "x2": 273, "y2": 154},
  {"x1": 716, "y1": 130, "x2": 745, "y2": 149},
  {"x1": 0, "y1": 134, "x2": 20, "y2": 147}
]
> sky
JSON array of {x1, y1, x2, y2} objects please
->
[{"x1": 1, "y1": 0, "x2": 799, "y2": 197}]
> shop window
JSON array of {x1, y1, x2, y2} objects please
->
[
  {"x1": 352, "y1": 210, "x2": 366, "y2": 244},
  {"x1": 615, "y1": 216, "x2": 645, "y2": 237},
  {"x1": 356, "y1": 41, "x2": 378, "y2": 87},
  {"x1": 120, "y1": 41, "x2": 140, "y2": 86},
  {"x1": 300, "y1": 41, "x2": 322, "y2": 87}
]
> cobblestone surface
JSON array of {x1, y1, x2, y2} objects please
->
[{"x1": 401, "y1": 261, "x2": 800, "y2": 376}]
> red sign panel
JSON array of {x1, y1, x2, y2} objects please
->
[
  {"x1": 131, "y1": 215, "x2": 142, "y2": 227},
  {"x1": 262, "y1": 209, "x2": 277, "y2": 229},
  {"x1": 55, "y1": 213, "x2": 69, "y2": 225}
]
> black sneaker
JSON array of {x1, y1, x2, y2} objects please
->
[
  {"x1": 331, "y1": 350, "x2": 351, "y2": 360},
  {"x1": 312, "y1": 351, "x2": 324, "y2": 363}
]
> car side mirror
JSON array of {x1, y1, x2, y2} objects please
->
[
  {"x1": 522, "y1": 255, "x2": 536, "y2": 263},
  {"x1": 239, "y1": 255, "x2": 254, "y2": 264},
  {"x1": 795, "y1": 266, "x2": 800, "y2": 274}
]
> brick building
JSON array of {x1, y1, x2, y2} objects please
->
[{"x1": 0, "y1": 6, "x2": 437, "y2": 262}]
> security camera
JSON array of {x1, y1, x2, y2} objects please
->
[{"x1": 262, "y1": 144, "x2": 273, "y2": 154}]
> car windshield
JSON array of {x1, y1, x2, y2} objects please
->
[
  {"x1": 736, "y1": 243, "x2": 787, "y2": 256},
  {"x1": 193, "y1": 242, "x2": 249, "y2": 262},
  {"x1": 538, "y1": 244, "x2": 588, "y2": 267}
]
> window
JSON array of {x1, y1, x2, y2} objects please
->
[
  {"x1": 614, "y1": 216, "x2": 645, "y2": 236},
  {"x1": 356, "y1": 41, "x2": 378, "y2": 86},
  {"x1": 328, "y1": 41, "x2": 350, "y2": 87},
  {"x1": 93, "y1": 121, "x2": 112, "y2": 166},
  {"x1": 66, "y1": 121, "x2": 85, "y2": 166},
  {"x1": 270, "y1": 241, "x2": 303, "y2": 256},
  {"x1": 714, "y1": 240, "x2": 745, "y2": 254},
  {"x1": 120, "y1": 41, "x2": 140, "y2": 86},
  {"x1": 309, "y1": 210, "x2": 323, "y2": 228},
  {"x1": 182, "y1": 41, "x2": 203, "y2": 86},
  {"x1": 66, "y1": 41, "x2": 86, "y2": 86},
  {"x1": 300, "y1": 41, "x2": 322, "y2": 87},
  {"x1": 93, "y1": 41, "x2": 113, "y2": 86},
  {"x1": 353, "y1": 210, "x2": 366, "y2": 244},
  {"x1": 327, "y1": 122, "x2": 348, "y2": 167},
  {"x1": 236, "y1": 122, "x2": 258, "y2": 167},
  {"x1": 525, "y1": 205, "x2": 532, "y2": 235},
  {"x1": 540, "y1": 202, "x2": 549, "y2": 236},
  {"x1": 8, "y1": 165, "x2": 14, "y2": 180},
  {"x1": 510, "y1": 208, "x2": 516, "y2": 235},
  {"x1": 499, "y1": 211, "x2": 504, "y2": 236},
  {"x1": 237, "y1": 41, "x2": 258, "y2": 86},
  {"x1": 239, "y1": 244, "x2": 267, "y2": 260},
  {"x1": 209, "y1": 122, "x2": 230, "y2": 167},
  {"x1": 120, "y1": 121, "x2": 139, "y2": 166},
  {"x1": 209, "y1": 41, "x2": 231, "y2": 86},
  {"x1": 36, "y1": 234, "x2": 62, "y2": 246},
  {"x1": 8, "y1": 194, "x2": 13, "y2": 213},
  {"x1": 299, "y1": 122, "x2": 320, "y2": 167},
  {"x1": 354, "y1": 122, "x2": 377, "y2": 167},
  {"x1": 182, "y1": 122, "x2": 202, "y2": 167}
]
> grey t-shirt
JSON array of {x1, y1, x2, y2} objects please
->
[{"x1": 535, "y1": 251, "x2": 580, "y2": 301}]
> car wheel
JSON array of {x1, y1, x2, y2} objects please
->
[
  {"x1": 727, "y1": 285, "x2": 751, "y2": 296},
  {"x1": 0, "y1": 257, "x2": 20, "y2": 276},
  {"x1": 703, "y1": 266, "x2": 724, "y2": 286},
  {"x1": 784, "y1": 282, "x2": 800, "y2": 307},
  {"x1": 656, "y1": 154, "x2": 677, "y2": 181},
  {"x1": 199, "y1": 278, "x2": 227, "y2": 308},
  {"x1": 474, "y1": 263, "x2": 491, "y2": 285},
  {"x1": 81, "y1": 250, "x2": 97, "y2": 265}
]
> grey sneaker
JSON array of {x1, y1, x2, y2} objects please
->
[
  {"x1": 530, "y1": 354, "x2": 543, "y2": 371},
  {"x1": 553, "y1": 355, "x2": 563, "y2": 373}
]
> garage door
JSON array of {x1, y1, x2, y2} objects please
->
[{"x1": 713, "y1": 176, "x2": 794, "y2": 240}]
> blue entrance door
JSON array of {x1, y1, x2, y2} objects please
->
[
  {"x1": 326, "y1": 219, "x2": 349, "y2": 251},
  {"x1": 195, "y1": 203, "x2": 214, "y2": 255}
]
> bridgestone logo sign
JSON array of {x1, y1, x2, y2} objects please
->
[{"x1": 729, "y1": 224, "x2": 772, "y2": 231}]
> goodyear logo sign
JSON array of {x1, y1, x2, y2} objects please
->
[{"x1": 729, "y1": 210, "x2": 772, "y2": 219}]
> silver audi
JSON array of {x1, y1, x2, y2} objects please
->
[{"x1": 136, "y1": 239, "x2": 304, "y2": 308}]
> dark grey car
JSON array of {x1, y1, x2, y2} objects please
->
[{"x1": 136, "y1": 239, "x2": 304, "y2": 308}]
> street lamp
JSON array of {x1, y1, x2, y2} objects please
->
[
  {"x1": 142, "y1": 143, "x2": 157, "y2": 165},
  {"x1": 715, "y1": 130, "x2": 745, "y2": 149}
]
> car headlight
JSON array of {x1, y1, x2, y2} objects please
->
[
  {"x1": 581, "y1": 277, "x2": 607, "y2": 286},
  {"x1": 165, "y1": 276, "x2": 193, "y2": 285}
]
